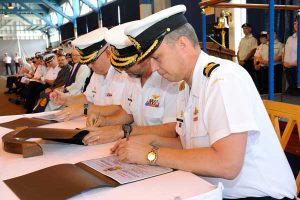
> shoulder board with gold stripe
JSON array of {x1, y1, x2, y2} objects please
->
[{"x1": 203, "y1": 62, "x2": 220, "y2": 77}]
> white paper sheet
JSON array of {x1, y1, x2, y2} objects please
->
[{"x1": 82, "y1": 155, "x2": 173, "y2": 184}]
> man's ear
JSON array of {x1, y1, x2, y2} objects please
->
[{"x1": 176, "y1": 36, "x2": 190, "y2": 50}]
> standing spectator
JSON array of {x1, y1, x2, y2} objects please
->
[
  {"x1": 3, "y1": 53, "x2": 13, "y2": 75},
  {"x1": 14, "y1": 53, "x2": 21, "y2": 74},
  {"x1": 283, "y1": 17, "x2": 299, "y2": 95},
  {"x1": 237, "y1": 23, "x2": 258, "y2": 83},
  {"x1": 254, "y1": 31, "x2": 269, "y2": 94}
]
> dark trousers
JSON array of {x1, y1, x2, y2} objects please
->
[
  {"x1": 5, "y1": 63, "x2": 13, "y2": 75},
  {"x1": 6, "y1": 76, "x2": 21, "y2": 90},
  {"x1": 256, "y1": 64, "x2": 283, "y2": 94},
  {"x1": 24, "y1": 81, "x2": 48, "y2": 113},
  {"x1": 242, "y1": 59, "x2": 256, "y2": 84},
  {"x1": 15, "y1": 63, "x2": 20, "y2": 73},
  {"x1": 285, "y1": 66, "x2": 298, "y2": 90}
]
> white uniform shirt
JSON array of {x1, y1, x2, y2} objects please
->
[
  {"x1": 121, "y1": 71, "x2": 177, "y2": 126},
  {"x1": 84, "y1": 66, "x2": 127, "y2": 105},
  {"x1": 65, "y1": 63, "x2": 91, "y2": 96},
  {"x1": 42, "y1": 65, "x2": 61, "y2": 83},
  {"x1": 176, "y1": 51, "x2": 296, "y2": 199},
  {"x1": 3, "y1": 56, "x2": 12, "y2": 64},
  {"x1": 284, "y1": 33, "x2": 297, "y2": 64},
  {"x1": 238, "y1": 34, "x2": 257, "y2": 60},
  {"x1": 32, "y1": 65, "x2": 47, "y2": 81},
  {"x1": 254, "y1": 41, "x2": 284, "y2": 66},
  {"x1": 14, "y1": 56, "x2": 21, "y2": 63}
]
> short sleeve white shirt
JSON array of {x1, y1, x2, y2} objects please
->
[
  {"x1": 3, "y1": 56, "x2": 12, "y2": 64},
  {"x1": 238, "y1": 34, "x2": 257, "y2": 60},
  {"x1": 32, "y1": 65, "x2": 47, "y2": 80},
  {"x1": 84, "y1": 66, "x2": 127, "y2": 105},
  {"x1": 176, "y1": 51, "x2": 296, "y2": 199},
  {"x1": 254, "y1": 41, "x2": 284, "y2": 66},
  {"x1": 121, "y1": 71, "x2": 178, "y2": 126},
  {"x1": 284, "y1": 33, "x2": 297, "y2": 64},
  {"x1": 42, "y1": 65, "x2": 61, "y2": 83}
]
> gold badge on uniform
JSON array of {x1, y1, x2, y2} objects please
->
[
  {"x1": 193, "y1": 107, "x2": 199, "y2": 121},
  {"x1": 179, "y1": 81, "x2": 185, "y2": 91}
]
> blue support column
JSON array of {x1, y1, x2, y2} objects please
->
[
  {"x1": 297, "y1": 11, "x2": 300, "y2": 87},
  {"x1": 268, "y1": 0, "x2": 275, "y2": 100},
  {"x1": 201, "y1": 8, "x2": 207, "y2": 53},
  {"x1": 97, "y1": 0, "x2": 105, "y2": 26},
  {"x1": 73, "y1": 0, "x2": 80, "y2": 28}
]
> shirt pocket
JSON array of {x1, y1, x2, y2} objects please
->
[
  {"x1": 191, "y1": 114, "x2": 208, "y2": 138},
  {"x1": 144, "y1": 106, "x2": 164, "y2": 124}
]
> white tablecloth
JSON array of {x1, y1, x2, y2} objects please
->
[{"x1": 0, "y1": 112, "x2": 223, "y2": 200}]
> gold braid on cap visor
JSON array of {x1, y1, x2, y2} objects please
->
[
  {"x1": 127, "y1": 28, "x2": 171, "y2": 62},
  {"x1": 79, "y1": 51, "x2": 100, "y2": 64},
  {"x1": 110, "y1": 52, "x2": 138, "y2": 68}
]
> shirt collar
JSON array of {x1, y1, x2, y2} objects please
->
[
  {"x1": 245, "y1": 33, "x2": 253, "y2": 38},
  {"x1": 191, "y1": 51, "x2": 212, "y2": 98},
  {"x1": 292, "y1": 32, "x2": 297, "y2": 38},
  {"x1": 147, "y1": 71, "x2": 162, "y2": 87}
]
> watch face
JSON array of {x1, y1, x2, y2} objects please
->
[
  {"x1": 122, "y1": 124, "x2": 132, "y2": 134},
  {"x1": 147, "y1": 151, "x2": 156, "y2": 161}
]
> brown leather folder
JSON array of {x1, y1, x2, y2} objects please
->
[
  {"x1": 0, "y1": 117, "x2": 57, "y2": 129},
  {"x1": 4, "y1": 163, "x2": 120, "y2": 200},
  {"x1": 2, "y1": 128, "x2": 89, "y2": 157}
]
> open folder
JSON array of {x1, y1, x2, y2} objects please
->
[{"x1": 4, "y1": 156, "x2": 173, "y2": 200}]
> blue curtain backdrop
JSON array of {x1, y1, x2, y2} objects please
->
[
  {"x1": 101, "y1": 0, "x2": 140, "y2": 28},
  {"x1": 60, "y1": 22, "x2": 75, "y2": 42},
  {"x1": 247, "y1": 0, "x2": 300, "y2": 43}
]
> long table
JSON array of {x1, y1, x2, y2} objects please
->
[{"x1": 0, "y1": 112, "x2": 223, "y2": 200}]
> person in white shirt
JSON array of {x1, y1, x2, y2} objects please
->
[
  {"x1": 81, "y1": 22, "x2": 178, "y2": 145},
  {"x1": 45, "y1": 48, "x2": 91, "y2": 112},
  {"x1": 237, "y1": 23, "x2": 257, "y2": 82},
  {"x1": 254, "y1": 31, "x2": 284, "y2": 94},
  {"x1": 283, "y1": 18, "x2": 299, "y2": 94},
  {"x1": 25, "y1": 53, "x2": 60, "y2": 113},
  {"x1": 50, "y1": 28, "x2": 127, "y2": 121},
  {"x1": 14, "y1": 53, "x2": 21, "y2": 73},
  {"x1": 3, "y1": 53, "x2": 13, "y2": 75},
  {"x1": 112, "y1": 5, "x2": 296, "y2": 199}
]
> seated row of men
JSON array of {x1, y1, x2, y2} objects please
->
[
  {"x1": 5, "y1": 49, "x2": 91, "y2": 113},
  {"x1": 7, "y1": 5, "x2": 298, "y2": 199}
]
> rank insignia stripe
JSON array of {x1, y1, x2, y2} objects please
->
[{"x1": 203, "y1": 62, "x2": 220, "y2": 77}]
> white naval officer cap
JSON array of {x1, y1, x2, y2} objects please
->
[
  {"x1": 72, "y1": 27, "x2": 108, "y2": 65},
  {"x1": 259, "y1": 31, "x2": 268, "y2": 38},
  {"x1": 124, "y1": 5, "x2": 187, "y2": 63},
  {"x1": 43, "y1": 53, "x2": 56, "y2": 63},
  {"x1": 104, "y1": 21, "x2": 139, "y2": 70}
]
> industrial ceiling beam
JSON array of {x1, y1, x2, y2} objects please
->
[
  {"x1": 17, "y1": 1, "x2": 58, "y2": 29},
  {"x1": 0, "y1": 9, "x2": 47, "y2": 14},
  {"x1": 40, "y1": 0, "x2": 74, "y2": 22},
  {"x1": 80, "y1": 0, "x2": 98, "y2": 12}
]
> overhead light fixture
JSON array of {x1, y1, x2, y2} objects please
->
[
  {"x1": 4, "y1": 13, "x2": 9, "y2": 18},
  {"x1": 8, "y1": 3, "x2": 14, "y2": 10}
]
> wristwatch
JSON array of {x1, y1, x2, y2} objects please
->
[
  {"x1": 122, "y1": 124, "x2": 132, "y2": 139},
  {"x1": 147, "y1": 146, "x2": 159, "y2": 165},
  {"x1": 83, "y1": 103, "x2": 89, "y2": 115}
]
